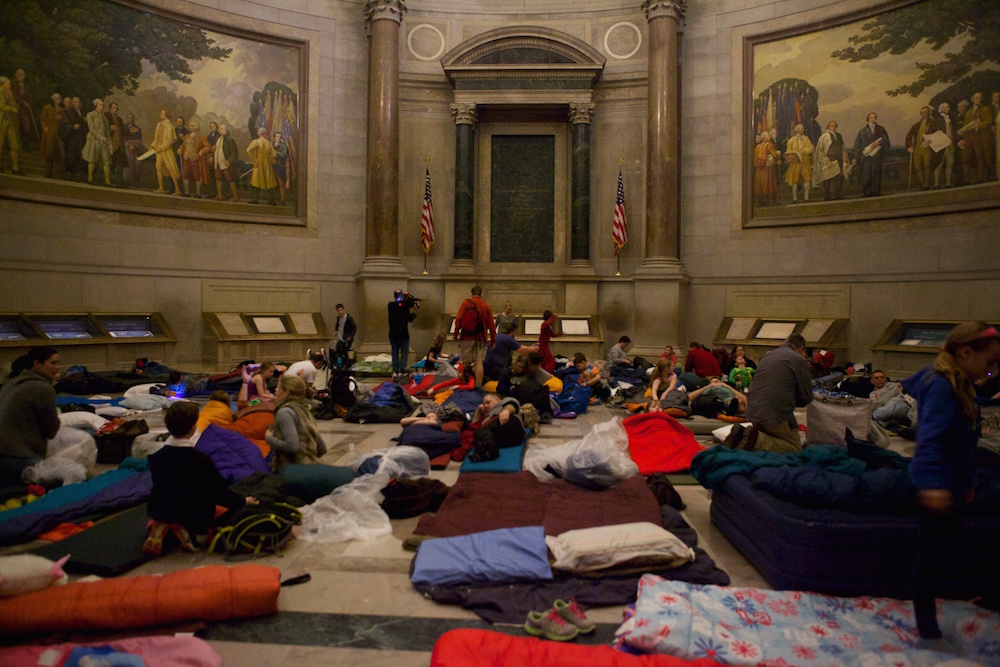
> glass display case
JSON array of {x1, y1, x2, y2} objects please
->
[
  {"x1": 202, "y1": 312, "x2": 329, "y2": 369},
  {"x1": 871, "y1": 320, "x2": 998, "y2": 377},
  {"x1": 0, "y1": 315, "x2": 42, "y2": 342},
  {"x1": 714, "y1": 316, "x2": 848, "y2": 362}
]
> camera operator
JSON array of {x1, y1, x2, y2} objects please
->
[{"x1": 388, "y1": 289, "x2": 420, "y2": 379}]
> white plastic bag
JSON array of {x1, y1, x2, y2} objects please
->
[
  {"x1": 523, "y1": 416, "x2": 637, "y2": 485},
  {"x1": 297, "y1": 483, "x2": 393, "y2": 544},
  {"x1": 348, "y1": 445, "x2": 430, "y2": 480},
  {"x1": 37, "y1": 427, "x2": 98, "y2": 481}
]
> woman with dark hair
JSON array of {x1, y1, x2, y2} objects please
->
[
  {"x1": 904, "y1": 321, "x2": 1000, "y2": 640},
  {"x1": 0, "y1": 346, "x2": 61, "y2": 484},
  {"x1": 537, "y1": 310, "x2": 562, "y2": 373}
]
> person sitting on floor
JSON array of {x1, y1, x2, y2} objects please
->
[
  {"x1": 284, "y1": 352, "x2": 325, "y2": 392},
  {"x1": 679, "y1": 341, "x2": 722, "y2": 390},
  {"x1": 0, "y1": 346, "x2": 61, "y2": 485},
  {"x1": 466, "y1": 392, "x2": 525, "y2": 457},
  {"x1": 607, "y1": 335, "x2": 633, "y2": 368},
  {"x1": 649, "y1": 357, "x2": 679, "y2": 406},
  {"x1": 868, "y1": 369, "x2": 902, "y2": 409},
  {"x1": 145, "y1": 400, "x2": 256, "y2": 555},
  {"x1": 195, "y1": 390, "x2": 235, "y2": 434},
  {"x1": 727, "y1": 354, "x2": 756, "y2": 393},
  {"x1": 238, "y1": 361, "x2": 276, "y2": 409},
  {"x1": 483, "y1": 322, "x2": 538, "y2": 384},
  {"x1": 266, "y1": 374, "x2": 328, "y2": 472},
  {"x1": 426, "y1": 364, "x2": 476, "y2": 398}
]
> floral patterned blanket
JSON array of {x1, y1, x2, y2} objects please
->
[{"x1": 615, "y1": 575, "x2": 1000, "y2": 666}]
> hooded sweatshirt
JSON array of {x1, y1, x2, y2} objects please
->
[
  {"x1": 0, "y1": 370, "x2": 60, "y2": 460},
  {"x1": 902, "y1": 367, "x2": 979, "y2": 497}
]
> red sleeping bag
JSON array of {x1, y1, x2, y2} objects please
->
[
  {"x1": 431, "y1": 629, "x2": 727, "y2": 667},
  {"x1": 624, "y1": 412, "x2": 705, "y2": 474},
  {"x1": 0, "y1": 564, "x2": 280, "y2": 638}
]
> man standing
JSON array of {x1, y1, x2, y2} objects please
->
[
  {"x1": 905, "y1": 106, "x2": 943, "y2": 191},
  {"x1": 178, "y1": 120, "x2": 211, "y2": 197},
  {"x1": 105, "y1": 101, "x2": 126, "y2": 187},
  {"x1": 333, "y1": 303, "x2": 357, "y2": 369},
  {"x1": 205, "y1": 121, "x2": 220, "y2": 197},
  {"x1": 273, "y1": 131, "x2": 291, "y2": 204},
  {"x1": 152, "y1": 108, "x2": 182, "y2": 195},
  {"x1": 454, "y1": 286, "x2": 496, "y2": 387},
  {"x1": 173, "y1": 115, "x2": 188, "y2": 176},
  {"x1": 214, "y1": 123, "x2": 239, "y2": 202},
  {"x1": 957, "y1": 92, "x2": 994, "y2": 185},
  {"x1": 11, "y1": 69, "x2": 33, "y2": 147},
  {"x1": 783, "y1": 123, "x2": 813, "y2": 203},
  {"x1": 39, "y1": 93, "x2": 63, "y2": 178},
  {"x1": 933, "y1": 102, "x2": 956, "y2": 189},
  {"x1": 388, "y1": 290, "x2": 419, "y2": 379},
  {"x1": 753, "y1": 131, "x2": 780, "y2": 206},
  {"x1": 0, "y1": 77, "x2": 22, "y2": 175},
  {"x1": 81, "y1": 98, "x2": 112, "y2": 186},
  {"x1": 246, "y1": 127, "x2": 278, "y2": 205},
  {"x1": 123, "y1": 113, "x2": 145, "y2": 188},
  {"x1": 812, "y1": 120, "x2": 846, "y2": 201},
  {"x1": 734, "y1": 334, "x2": 813, "y2": 453},
  {"x1": 852, "y1": 112, "x2": 891, "y2": 197}
]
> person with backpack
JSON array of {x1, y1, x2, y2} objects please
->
[
  {"x1": 144, "y1": 401, "x2": 256, "y2": 555},
  {"x1": 454, "y1": 285, "x2": 496, "y2": 387}
]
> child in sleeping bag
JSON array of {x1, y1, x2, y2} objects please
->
[{"x1": 145, "y1": 401, "x2": 256, "y2": 555}]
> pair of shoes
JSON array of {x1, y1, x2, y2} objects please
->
[
  {"x1": 723, "y1": 424, "x2": 745, "y2": 449},
  {"x1": 524, "y1": 607, "x2": 579, "y2": 641},
  {"x1": 741, "y1": 425, "x2": 759, "y2": 451},
  {"x1": 553, "y1": 598, "x2": 596, "y2": 634},
  {"x1": 171, "y1": 525, "x2": 199, "y2": 552},
  {"x1": 142, "y1": 521, "x2": 170, "y2": 556}
]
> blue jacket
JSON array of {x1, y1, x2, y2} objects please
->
[{"x1": 902, "y1": 367, "x2": 979, "y2": 496}]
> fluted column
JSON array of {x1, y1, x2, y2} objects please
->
[
  {"x1": 451, "y1": 104, "x2": 476, "y2": 264},
  {"x1": 364, "y1": 0, "x2": 406, "y2": 259},
  {"x1": 569, "y1": 103, "x2": 594, "y2": 262},
  {"x1": 642, "y1": 0, "x2": 684, "y2": 262}
]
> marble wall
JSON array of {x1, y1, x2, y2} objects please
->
[{"x1": 1, "y1": 0, "x2": 997, "y2": 373}]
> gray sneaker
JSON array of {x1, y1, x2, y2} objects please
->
[
  {"x1": 524, "y1": 607, "x2": 579, "y2": 641},
  {"x1": 553, "y1": 597, "x2": 596, "y2": 634}
]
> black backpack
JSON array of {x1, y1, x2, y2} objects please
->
[{"x1": 208, "y1": 502, "x2": 302, "y2": 559}]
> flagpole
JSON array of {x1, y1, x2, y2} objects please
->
[
  {"x1": 423, "y1": 158, "x2": 431, "y2": 274},
  {"x1": 615, "y1": 158, "x2": 623, "y2": 276}
]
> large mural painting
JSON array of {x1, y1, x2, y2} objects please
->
[
  {"x1": 0, "y1": 0, "x2": 304, "y2": 223},
  {"x1": 746, "y1": 0, "x2": 999, "y2": 224}
]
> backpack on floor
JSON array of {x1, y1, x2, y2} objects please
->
[{"x1": 208, "y1": 502, "x2": 302, "y2": 559}]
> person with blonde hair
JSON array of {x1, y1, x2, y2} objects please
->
[
  {"x1": 152, "y1": 108, "x2": 182, "y2": 195},
  {"x1": 266, "y1": 373, "x2": 327, "y2": 472},
  {"x1": 903, "y1": 321, "x2": 1000, "y2": 641}
]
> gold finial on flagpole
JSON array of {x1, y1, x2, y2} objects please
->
[
  {"x1": 619, "y1": 157, "x2": 624, "y2": 167},
  {"x1": 425, "y1": 158, "x2": 431, "y2": 165}
]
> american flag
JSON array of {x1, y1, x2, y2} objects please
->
[
  {"x1": 612, "y1": 168, "x2": 628, "y2": 256},
  {"x1": 420, "y1": 167, "x2": 435, "y2": 253}
]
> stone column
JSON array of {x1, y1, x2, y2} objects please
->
[
  {"x1": 569, "y1": 103, "x2": 594, "y2": 263},
  {"x1": 363, "y1": 0, "x2": 406, "y2": 260},
  {"x1": 358, "y1": 0, "x2": 407, "y2": 361},
  {"x1": 451, "y1": 104, "x2": 476, "y2": 268},
  {"x1": 642, "y1": 0, "x2": 684, "y2": 263},
  {"x1": 632, "y1": 0, "x2": 688, "y2": 359}
]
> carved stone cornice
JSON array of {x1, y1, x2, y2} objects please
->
[
  {"x1": 364, "y1": 0, "x2": 407, "y2": 26},
  {"x1": 450, "y1": 103, "x2": 477, "y2": 125},
  {"x1": 641, "y1": 0, "x2": 686, "y2": 24},
  {"x1": 568, "y1": 103, "x2": 595, "y2": 125}
]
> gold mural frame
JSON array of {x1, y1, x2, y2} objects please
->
[
  {"x1": 739, "y1": 0, "x2": 1000, "y2": 229},
  {"x1": 0, "y1": 0, "x2": 309, "y2": 227}
]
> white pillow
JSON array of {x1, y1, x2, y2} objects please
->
[
  {"x1": 0, "y1": 555, "x2": 69, "y2": 597},
  {"x1": 58, "y1": 411, "x2": 109, "y2": 432},
  {"x1": 545, "y1": 522, "x2": 695, "y2": 573},
  {"x1": 123, "y1": 383, "x2": 164, "y2": 398},
  {"x1": 96, "y1": 405, "x2": 129, "y2": 418}
]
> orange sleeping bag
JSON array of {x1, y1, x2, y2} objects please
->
[{"x1": 0, "y1": 564, "x2": 280, "y2": 638}]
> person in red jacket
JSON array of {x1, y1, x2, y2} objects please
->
[
  {"x1": 679, "y1": 342, "x2": 722, "y2": 391},
  {"x1": 454, "y1": 286, "x2": 496, "y2": 387}
]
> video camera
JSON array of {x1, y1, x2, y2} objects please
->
[{"x1": 394, "y1": 290, "x2": 421, "y2": 309}]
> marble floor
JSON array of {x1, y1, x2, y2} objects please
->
[{"x1": 17, "y1": 399, "x2": 772, "y2": 665}]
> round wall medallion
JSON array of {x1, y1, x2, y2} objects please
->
[
  {"x1": 603, "y1": 22, "x2": 642, "y2": 60},
  {"x1": 407, "y1": 24, "x2": 446, "y2": 62}
]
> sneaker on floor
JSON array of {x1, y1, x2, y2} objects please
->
[
  {"x1": 722, "y1": 424, "x2": 745, "y2": 449},
  {"x1": 142, "y1": 521, "x2": 169, "y2": 556},
  {"x1": 553, "y1": 597, "x2": 596, "y2": 634},
  {"x1": 524, "y1": 608, "x2": 579, "y2": 641}
]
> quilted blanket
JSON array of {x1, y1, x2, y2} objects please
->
[{"x1": 615, "y1": 575, "x2": 1000, "y2": 666}]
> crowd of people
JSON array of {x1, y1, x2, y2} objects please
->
[
  {"x1": 2, "y1": 315, "x2": 998, "y2": 638},
  {"x1": 753, "y1": 92, "x2": 1000, "y2": 206},
  {"x1": 0, "y1": 68, "x2": 295, "y2": 205}
]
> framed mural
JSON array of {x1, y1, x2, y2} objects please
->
[
  {"x1": 743, "y1": 0, "x2": 999, "y2": 227},
  {"x1": 0, "y1": 0, "x2": 306, "y2": 226}
]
